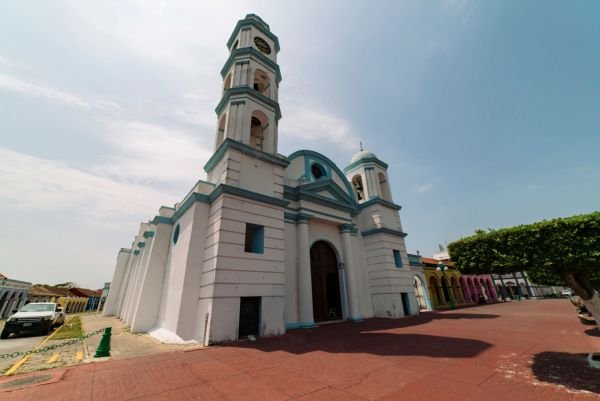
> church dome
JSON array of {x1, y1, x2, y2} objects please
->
[{"x1": 350, "y1": 150, "x2": 378, "y2": 164}]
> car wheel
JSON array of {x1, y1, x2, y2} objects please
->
[{"x1": 0, "y1": 330, "x2": 9, "y2": 339}]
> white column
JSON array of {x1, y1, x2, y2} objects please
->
[
  {"x1": 340, "y1": 224, "x2": 362, "y2": 321},
  {"x1": 297, "y1": 214, "x2": 315, "y2": 327}
]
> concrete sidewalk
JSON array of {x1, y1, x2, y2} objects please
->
[
  {"x1": 80, "y1": 314, "x2": 200, "y2": 361},
  {"x1": 4, "y1": 314, "x2": 199, "y2": 375},
  {"x1": 0, "y1": 300, "x2": 598, "y2": 401}
]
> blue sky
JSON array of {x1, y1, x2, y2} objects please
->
[{"x1": 1, "y1": 1, "x2": 598, "y2": 288}]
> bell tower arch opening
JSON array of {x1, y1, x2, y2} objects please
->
[
  {"x1": 250, "y1": 110, "x2": 269, "y2": 151},
  {"x1": 310, "y1": 241, "x2": 343, "y2": 322},
  {"x1": 253, "y1": 69, "x2": 270, "y2": 96}
]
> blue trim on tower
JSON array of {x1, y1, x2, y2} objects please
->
[
  {"x1": 358, "y1": 197, "x2": 402, "y2": 210},
  {"x1": 143, "y1": 231, "x2": 155, "y2": 239},
  {"x1": 204, "y1": 138, "x2": 289, "y2": 173},
  {"x1": 285, "y1": 323, "x2": 301, "y2": 330},
  {"x1": 361, "y1": 227, "x2": 408, "y2": 238},
  {"x1": 344, "y1": 157, "x2": 389, "y2": 173},
  {"x1": 215, "y1": 86, "x2": 282, "y2": 120},
  {"x1": 221, "y1": 47, "x2": 282, "y2": 83}
]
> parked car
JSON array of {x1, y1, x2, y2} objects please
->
[
  {"x1": 560, "y1": 289, "x2": 573, "y2": 297},
  {"x1": 1, "y1": 302, "x2": 66, "y2": 339}
]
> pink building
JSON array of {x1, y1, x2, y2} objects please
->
[{"x1": 459, "y1": 274, "x2": 498, "y2": 303}]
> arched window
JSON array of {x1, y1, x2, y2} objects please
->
[
  {"x1": 223, "y1": 73, "x2": 232, "y2": 91},
  {"x1": 216, "y1": 113, "x2": 227, "y2": 148},
  {"x1": 253, "y1": 69, "x2": 270, "y2": 96},
  {"x1": 378, "y1": 172, "x2": 392, "y2": 201},
  {"x1": 352, "y1": 175, "x2": 364, "y2": 201},
  {"x1": 250, "y1": 110, "x2": 269, "y2": 151}
]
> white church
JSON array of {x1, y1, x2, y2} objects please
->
[{"x1": 104, "y1": 14, "x2": 424, "y2": 345}]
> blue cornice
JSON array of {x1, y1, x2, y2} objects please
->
[
  {"x1": 209, "y1": 184, "x2": 289, "y2": 208},
  {"x1": 285, "y1": 206, "x2": 352, "y2": 223},
  {"x1": 171, "y1": 192, "x2": 210, "y2": 223},
  {"x1": 215, "y1": 86, "x2": 282, "y2": 121},
  {"x1": 133, "y1": 250, "x2": 140, "y2": 255},
  {"x1": 143, "y1": 231, "x2": 155, "y2": 239},
  {"x1": 344, "y1": 157, "x2": 389, "y2": 174},
  {"x1": 359, "y1": 197, "x2": 402, "y2": 211},
  {"x1": 221, "y1": 47, "x2": 282, "y2": 83},
  {"x1": 284, "y1": 185, "x2": 358, "y2": 216},
  {"x1": 226, "y1": 14, "x2": 280, "y2": 53},
  {"x1": 150, "y1": 216, "x2": 171, "y2": 225},
  {"x1": 137, "y1": 241, "x2": 145, "y2": 248},
  {"x1": 204, "y1": 138, "x2": 289, "y2": 173},
  {"x1": 152, "y1": 183, "x2": 289, "y2": 226},
  {"x1": 361, "y1": 227, "x2": 408, "y2": 238},
  {"x1": 339, "y1": 223, "x2": 353, "y2": 233}
]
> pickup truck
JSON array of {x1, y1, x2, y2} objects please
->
[{"x1": 1, "y1": 302, "x2": 66, "y2": 339}]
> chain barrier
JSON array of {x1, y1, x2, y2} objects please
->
[{"x1": 0, "y1": 328, "x2": 107, "y2": 360}]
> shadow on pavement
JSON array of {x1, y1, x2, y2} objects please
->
[
  {"x1": 231, "y1": 313, "x2": 497, "y2": 359},
  {"x1": 531, "y1": 352, "x2": 600, "y2": 394},
  {"x1": 584, "y1": 327, "x2": 600, "y2": 337}
]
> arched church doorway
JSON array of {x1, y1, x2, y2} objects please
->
[{"x1": 310, "y1": 241, "x2": 343, "y2": 322}]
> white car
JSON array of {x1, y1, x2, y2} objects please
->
[
  {"x1": 560, "y1": 289, "x2": 573, "y2": 297},
  {"x1": 1, "y1": 302, "x2": 66, "y2": 339}
]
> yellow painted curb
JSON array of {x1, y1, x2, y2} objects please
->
[
  {"x1": 47, "y1": 353, "x2": 59, "y2": 364},
  {"x1": 75, "y1": 351, "x2": 83, "y2": 361},
  {"x1": 4, "y1": 317, "x2": 71, "y2": 376}
]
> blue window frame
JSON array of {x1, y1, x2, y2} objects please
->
[
  {"x1": 393, "y1": 250, "x2": 403, "y2": 267},
  {"x1": 245, "y1": 223, "x2": 264, "y2": 254}
]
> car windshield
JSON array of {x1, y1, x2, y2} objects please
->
[{"x1": 19, "y1": 304, "x2": 55, "y2": 312}]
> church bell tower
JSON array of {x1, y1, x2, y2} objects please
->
[{"x1": 212, "y1": 14, "x2": 282, "y2": 154}]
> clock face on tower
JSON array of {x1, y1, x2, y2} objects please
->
[{"x1": 254, "y1": 37, "x2": 271, "y2": 54}]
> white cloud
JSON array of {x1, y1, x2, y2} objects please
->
[
  {"x1": 0, "y1": 147, "x2": 175, "y2": 227},
  {"x1": 93, "y1": 119, "x2": 213, "y2": 185},
  {"x1": 280, "y1": 101, "x2": 360, "y2": 151},
  {"x1": 412, "y1": 183, "x2": 433, "y2": 193},
  {"x1": 0, "y1": 73, "x2": 121, "y2": 110}
]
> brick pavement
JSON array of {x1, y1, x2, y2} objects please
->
[{"x1": 0, "y1": 300, "x2": 598, "y2": 401}]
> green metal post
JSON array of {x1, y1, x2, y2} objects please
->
[{"x1": 94, "y1": 327, "x2": 112, "y2": 357}]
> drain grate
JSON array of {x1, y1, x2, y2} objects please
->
[{"x1": 0, "y1": 373, "x2": 54, "y2": 389}]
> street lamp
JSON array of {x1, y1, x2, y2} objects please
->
[{"x1": 436, "y1": 261, "x2": 456, "y2": 309}]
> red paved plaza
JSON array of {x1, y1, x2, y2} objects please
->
[{"x1": 1, "y1": 299, "x2": 599, "y2": 401}]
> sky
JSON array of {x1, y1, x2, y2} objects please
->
[{"x1": 1, "y1": 0, "x2": 599, "y2": 289}]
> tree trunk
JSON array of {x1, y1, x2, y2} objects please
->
[{"x1": 561, "y1": 271, "x2": 600, "y2": 331}]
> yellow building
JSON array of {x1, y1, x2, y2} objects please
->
[{"x1": 422, "y1": 258, "x2": 468, "y2": 309}]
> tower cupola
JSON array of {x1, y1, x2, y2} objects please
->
[{"x1": 345, "y1": 149, "x2": 392, "y2": 203}]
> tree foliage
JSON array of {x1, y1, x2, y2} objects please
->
[{"x1": 448, "y1": 211, "x2": 600, "y2": 299}]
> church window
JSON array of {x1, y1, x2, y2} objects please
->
[
  {"x1": 393, "y1": 250, "x2": 403, "y2": 267},
  {"x1": 352, "y1": 175, "x2": 364, "y2": 201},
  {"x1": 173, "y1": 224, "x2": 180, "y2": 245},
  {"x1": 311, "y1": 163, "x2": 326, "y2": 180},
  {"x1": 245, "y1": 223, "x2": 264, "y2": 254}
]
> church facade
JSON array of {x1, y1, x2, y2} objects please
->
[{"x1": 104, "y1": 14, "x2": 421, "y2": 345}]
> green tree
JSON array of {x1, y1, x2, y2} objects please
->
[{"x1": 448, "y1": 211, "x2": 600, "y2": 329}]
